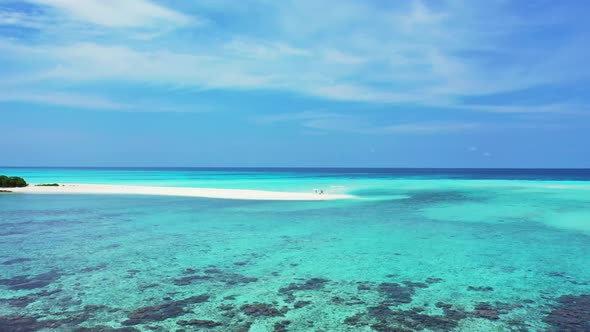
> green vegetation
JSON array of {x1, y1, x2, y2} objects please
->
[
  {"x1": 35, "y1": 183, "x2": 60, "y2": 187},
  {"x1": 0, "y1": 175, "x2": 28, "y2": 188}
]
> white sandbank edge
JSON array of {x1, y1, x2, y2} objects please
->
[{"x1": 3, "y1": 183, "x2": 355, "y2": 201}]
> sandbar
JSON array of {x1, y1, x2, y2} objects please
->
[{"x1": 5, "y1": 183, "x2": 354, "y2": 201}]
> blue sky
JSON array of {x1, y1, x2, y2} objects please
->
[{"x1": 1, "y1": 0, "x2": 589, "y2": 167}]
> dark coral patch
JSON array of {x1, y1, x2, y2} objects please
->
[
  {"x1": 0, "y1": 230, "x2": 27, "y2": 237},
  {"x1": 204, "y1": 268, "x2": 222, "y2": 274},
  {"x1": 425, "y1": 277, "x2": 443, "y2": 284},
  {"x1": 294, "y1": 300, "x2": 311, "y2": 309},
  {"x1": 1, "y1": 258, "x2": 33, "y2": 265},
  {"x1": 331, "y1": 296, "x2": 345, "y2": 304},
  {"x1": 547, "y1": 271, "x2": 567, "y2": 278},
  {"x1": 236, "y1": 322, "x2": 253, "y2": 332},
  {"x1": 74, "y1": 327, "x2": 140, "y2": 332},
  {"x1": 173, "y1": 269, "x2": 257, "y2": 286},
  {"x1": 80, "y1": 263, "x2": 108, "y2": 273},
  {"x1": 357, "y1": 284, "x2": 371, "y2": 291},
  {"x1": 278, "y1": 278, "x2": 329, "y2": 303},
  {"x1": 401, "y1": 309, "x2": 462, "y2": 330},
  {"x1": 467, "y1": 286, "x2": 494, "y2": 292},
  {"x1": 280, "y1": 278, "x2": 329, "y2": 292},
  {"x1": 219, "y1": 304, "x2": 234, "y2": 311},
  {"x1": 442, "y1": 307, "x2": 468, "y2": 321},
  {"x1": 0, "y1": 270, "x2": 61, "y2": 290},
  {"x1": 367, "y1": 304, "x2": 394, "y2": 320},
  {"x1": 273, "y1": 320, "x2": 291, "y2": 332},
  {"x1": 377, "y1": 283, "x2": 415, "y2": 305},
  {"x1": 41, "y1": 313, "x2": 93, "y2": 329},
  {"x1": 435, "y1": 302, "x2": 452, "y2": 309},
  {"x1": 402, "y1": 281, "x2": 428, "y2": 288},
  {"x1": 0, "y1": 288, "x2": 61, "y2": 308},
  {"x1": 370, "y1": 322, "x2": 412, "y2": 332},
  {"x1": 343, "y1": 313, "x2": 365, "y2": 326},
  {"x1": 1, "y1": 296, "x2": 36, "y2": 308},
  {"x1": 0, "y1": 315, "x2": 40, "y2": 332},
  {"x1": 122, "y1": 295, "x2": 209, "y2": 325},
  {"x1": 241, "y1": 303, "x2": 284, "y2": 317},
  {"x1": 227, "y1": 275, "x2": 258, "y2": 285},
  {"x1": 471, "y1": 305, "x2": 499, "y2": 320},
  {"x1": 0, "y1": 312, "x2": 112, "y2": 332},
  {"x1": 363, "y1": 299, "x2": 516, "y2": 331},
  {"x1": 173, "y1": 274, "x2": 212, "y2": 286},
  {"x1": 177, "y1": 319, "x2": 222, "y2": 328},
  {"x1": 543, "y1": 294, "x2": 590, "y2": 331},
  {"x1": 368, "y1": 304, "x2": 464, "y2": 331}
]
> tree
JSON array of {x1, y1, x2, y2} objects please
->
[{"x1": 0, "y1": 175, "x2": 28, "y2": 187}]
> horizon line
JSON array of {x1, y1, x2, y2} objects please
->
[{"x1": 2, "y1": 166, "x2": 590, "y2": 170}]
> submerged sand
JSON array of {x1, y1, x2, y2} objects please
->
[{"x1": 5, "y1": 183, "x2": 354, "y2": 201}]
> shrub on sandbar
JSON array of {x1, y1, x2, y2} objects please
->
[{"x1": 0, "y1": 175, "x2": 28, "y2": 188}]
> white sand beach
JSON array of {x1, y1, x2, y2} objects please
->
[{"x1": 5, "y1": 183, "x2": 354, "y2": 201}]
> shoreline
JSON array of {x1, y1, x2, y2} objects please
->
[{"x1": 3, "y1": 183, "x2": 355, "y2": 201}]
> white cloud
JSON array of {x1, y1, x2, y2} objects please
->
[
  {"x1": 28, "y1": 0, "x2": 195, "y2": 28},
  {"x1": 224, "y1": 39, "x2": 311, "y2": 59},
  {"x1": 379, "y1": 122, "x2": 479, "y2": 134},
  {"x1": 396, "y1": 0, "x2": 448, "y2": 29},
  {"x1": 308, "y1": 84, "x2": 402, "y2": 102},
  {"x1": 0, "y1": 41, "x2": 424, "y2": 103},
  {"x1": 259, "y1": 111, "x2": 478, "y2": 135},
  {"x1": 0, "y1": 42, "x2": 276, "y2": 89},
  {"x1": 321, "y1": 49, "x2": 367, "y2": 64},
  {"x1": 0, "y1": 11, "x2": 48, "y2": 29},
  {"x1": 452, "y1": 103, "x2": 581, "y2": 114},
  {"x1": 0, "y1": 90, "x2": 210, "y2": 112},
  {"x1": 303, "y1": 117, "x2": 479, "y2": 134},
  {"x1": 0, "y1": 0, "x2": 587, "y2": 111},
  {"x1": 0, "y1": 91, "x2": 132, "y2": 110},
  {"x1": 254, "y1": 111, "x2": 340, "y2": 124}
]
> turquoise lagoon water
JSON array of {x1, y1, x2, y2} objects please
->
[{"x1": 0, "y1": 168, "x2": 589, "y2": 331}]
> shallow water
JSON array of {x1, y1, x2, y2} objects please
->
[{"x1": 0, "y1": 169, "x2": 589, "y2": 331}]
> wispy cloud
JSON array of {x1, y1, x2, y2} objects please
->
[
  {"x1": 304, "y1": 117, "x2": 479, "y2": 135},
  {"x1": 254, "y1": 111, "x2": 341, "y2": 125},
  {"x1": 378, "y1": 122, "x2": 480, "y2": 134},
  {"x1": 0, "y1": 0, "x2": 588, "y2": 114},
  {"x1": 0, "y1": 10, "x2": 48, "y2": 29},
  {"x1": 0, "y1": 90, "x2": 209, "y2": 112},
  {"x1": 27, "y1": 0, "x2": 196, "y2": 28},
  {"x1": 0, "y1": 91, "x2": 131, "y2": 110},
  {"x1": 440, "y1": 102, "x2": 588, "y2": 114},
  {"x1": 257, "y1": 111, "x2": 479, "y2": 135},
  {"x1": 224, "y1": 38, "x2": 311, "y2": 59},
  {"x1": 0, "y1": 40, "x2": 412, "y2": 102},
  {"x1": 321, "y1": 49, "x2": 367, "y2": 64}
]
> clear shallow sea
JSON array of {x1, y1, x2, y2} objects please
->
[{"x1": 0, "y1": 168, "x2": 589, "y2": 331}]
